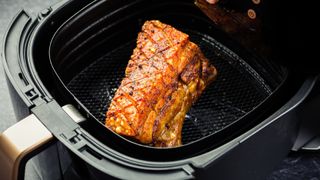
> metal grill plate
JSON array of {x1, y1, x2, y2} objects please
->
[{"x1": 67, "y1": 30, "x2": 271, "y2": 145}]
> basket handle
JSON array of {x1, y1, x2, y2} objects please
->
[{"x1": 0, "y1": 114, "x2": 53, "y2": 180}]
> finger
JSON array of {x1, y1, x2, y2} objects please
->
[{"x1": 206, "y1": 0, "x2": 219, "y2": 4}]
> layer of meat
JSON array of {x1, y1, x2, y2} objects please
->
[{"x1": 105, "y1": 20, "x2": 217, "y2": 147}]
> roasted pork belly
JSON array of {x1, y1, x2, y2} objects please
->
[{"x1": 105, "y1": 20, "x2": 217, "y2": 147}]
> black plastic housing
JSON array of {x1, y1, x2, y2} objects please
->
[{"x1": 2, "y1": 0, "x2": 320, "y2": 179}]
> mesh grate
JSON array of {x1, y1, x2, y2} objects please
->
[{"x1": 67, "y1": 30, "x2": 271, "y2": 145}]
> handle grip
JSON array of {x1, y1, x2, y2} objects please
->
[{"x1": 0, "y1": 114, "x2": 53, "y2": 180}]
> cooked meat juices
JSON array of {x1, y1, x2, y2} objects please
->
[{"x1": 105, "y1": 20, "x2": 217, "y2": 147}]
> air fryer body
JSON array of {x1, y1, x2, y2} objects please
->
[{"x1": 2, "y1": 0, "x2": 320, "y2": 179}]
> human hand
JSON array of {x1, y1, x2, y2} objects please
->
[{"x1": 206, "y1": 0, "x2": 219, "y2": 4}]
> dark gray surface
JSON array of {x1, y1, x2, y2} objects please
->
[{"x1": 267, "y1": 152, "x2": 320, "y2": 180}]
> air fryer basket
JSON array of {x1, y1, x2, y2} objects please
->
[
  {"x1": 3, "y1": 0, "x2": 318, "y2": 179},
  {"x1": 67, "y1": 31, "x2": 273, "y2": 145},
  {"x1": 48, "y1": 0, "x2": 288, "y2": 154}
]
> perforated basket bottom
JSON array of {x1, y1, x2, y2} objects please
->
[{"x1": 67, "y1": 30, "x2": 272, "y2": 144}]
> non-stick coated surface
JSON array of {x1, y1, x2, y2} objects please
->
[{"x1": 67, "y1": 30, "x2": 271, "y2": 145}]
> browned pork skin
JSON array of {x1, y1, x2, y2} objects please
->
[{"x1": 105, "y1": 20, "x2": 217, "y2": 147}]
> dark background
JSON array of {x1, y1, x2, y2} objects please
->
[{"x1": 0, "y1": 0, "x2": 320, "y2": 179}]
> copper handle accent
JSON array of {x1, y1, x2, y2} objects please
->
[{"x1": 0, "y1": 114, "x2": 53, "y2": 180}]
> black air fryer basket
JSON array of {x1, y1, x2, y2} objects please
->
[
  {"x1": 49, "y1": 0, "x2": 290, "y2": 156},
  {"x1": 1, "y1": 0, "x2": 320, "y2": 179}
]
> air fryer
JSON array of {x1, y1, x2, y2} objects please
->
[{"x1": 1, "y1": 0, "x2": 320, "y2": 179}]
